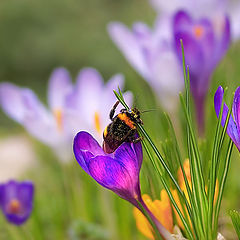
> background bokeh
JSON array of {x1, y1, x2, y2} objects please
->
[{"x1": 0, "y1": 0, "x2": 239, "y2": 239}]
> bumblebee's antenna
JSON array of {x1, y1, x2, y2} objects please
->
[{"x1": 141, "y1": 109, "x2": 156, "y2": 114}]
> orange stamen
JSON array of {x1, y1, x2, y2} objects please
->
[
  {"x1": 53, "y1": 109, "x2": 63, "y2": 132},
  {"x1": 94, "y1": 112, "x2": 101, "y2": 135},
  {"x1": 7, "y1": 199, "x2": 21, "y2": 214},
  {"x1": 194, "y1": 25, "x2": 204, "y2": 38}
]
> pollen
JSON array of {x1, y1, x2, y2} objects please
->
[
  {"x1": 53, "y1": 109, "x2": 63, "y2": 132},
  {"x1": 94, "y1": 112, "x2": 101, "y2": 135},
  {"x1": 194, "y1": 25, "x2": 204, "y2": 38},
  {"x1": 7, "y1": 199, "x2": 21, "y2": 214}
]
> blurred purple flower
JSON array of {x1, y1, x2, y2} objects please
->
[
  {"x1": 214, "y1": 86, "x2": 240, "y2": 152},
  {"x1": 0, "y1": 68, "x2": 73, "y2": 161},
  {"x1": 73, "y1": 131, "x2": 173, "y2": 239},
  {"x1": 174, "y1": 11, "x2": 230, "y2": 132},
  {"x1": 108, "y1": 20, "x2": 184, "y2": 112},
  {"x1": 150, "y1": 0, "x2": 240, "y2": 41},
  {"x1": 0, "y1": 180, "x2": 34, "y2": 225},
  {"x1": 0, "y1": 68, "x2": 132, "y2": 162}
]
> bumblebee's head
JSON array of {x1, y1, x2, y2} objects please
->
[{"x1": 128, "y1": 108, "x2": 143, "y2": 124}]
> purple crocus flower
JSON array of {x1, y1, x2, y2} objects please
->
[
  {"x1": 174, "y1": 10, "x2": 230, "y2": 132},
  {"x1": 0, "y1": 67, "x2": 132, "y2": 162},
  {"x1": 214, "y1": 86, "x2": 240, "y2": 152},
  {"x1": 0, "y1": 68, "x2": 74, "y2": 161},
  {"x1": 108, "y1": 19, "x2": 184, "y2": 112},
  {"x1": 73, "y1": 131, "x2": 142, "y2": 205},
  {"x1": 73, "y1": 131, "x2": 173, "y2": 240},
  {"x1": 150, "y1": 0, "x2": 240, "y2": 41},
  {"x1": 0, "y1": 180, "x2": 34, "y2": 225}
]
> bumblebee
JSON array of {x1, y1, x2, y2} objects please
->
[{"x1": 103, "y1": 101, "x2": 143, "y2": 153}]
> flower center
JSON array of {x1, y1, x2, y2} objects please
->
[
  {"x1": 53, "y1": 109, "x2": 63, "y2": 132},
  {"x1": 7, "y1": 199, "x2": 21, "y2": 214},
  {"x1": 94, "y1": 112, "x2": 101, "y2": 135},
  {"x1": 194, "y1": 25, "x2": 204, "y2": 38}
]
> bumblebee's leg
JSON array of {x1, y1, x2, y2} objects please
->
[
  {"x1": 110, "y1": 101, "x2": 120, "y2": 120},
  {"x1": 127, "y1": 130, "x2": 143, "y2": 143},
  {"x1": 132, "y1": 136, "x2": 143, "y2": 143}
]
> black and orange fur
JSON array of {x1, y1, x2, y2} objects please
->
[{"x1": 103, "y1": 101, "x2": 143, "y2": 153}]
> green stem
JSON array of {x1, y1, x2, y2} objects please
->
[
  {"x1": 141, "y1": 140, "x2": 194, "y2": 240},
  {"x1": 213, "y1": 140, "x2": 233, "y2": 236}
]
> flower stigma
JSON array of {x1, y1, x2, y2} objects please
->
[
  {"x1": 7, "y1": 199, "x2": 22, "y2": 214},
  {"x1": 193, "y1": 25, "x2": 204, "y2": 38},
  {"x1": 53, "y1": 109, "x2": 63, "y2": 132},
  {"x1": 94, "y1": 112, "x2": 101, "y2": 135}
]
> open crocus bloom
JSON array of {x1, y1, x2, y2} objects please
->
[
  {"x1": 0, "y1": 68, "x2": 74, "y2": 161},
  {"x1": 174, "y1": 10, "x2": 230, "y2": 132},
  {"x1": 149, "y1": 0, "x2": 240, "y2": 41},
  {"x1": 214, "y1": 86, "x2": 240, "y2": 152},
  {"x1": 0, "y1": 180, "x2": 34, "y2": 225},
  {"x1": 0, "y1": 67, "x2": 132, "y2": 162},
  {"x1": 73, "y1": 131, "x2": 142, "y2": 206},
  {"x1": 108, "y1": 19, "x2": 184, "y2": 112}
]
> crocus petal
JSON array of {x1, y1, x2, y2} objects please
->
[
  {"x1": 100, "y1": 74, "x2": 132, "y2": 127},
  {"x1": 73, "y1": 132, "x2": 142, "y2": 203},
  {"x1": 18, "y1": 182, "x2": 34, "y2": 205},
  {"x1": 88, "y1": 155, "x2": 136, "y2": 200},
  {"x1": 220, "y1": 16, "x2": 231, "y2": 54},
  {"x1": 153, "y1": 15, "x2": 174, "y2": 43},
  {"x1": 99, "y1": 90, "x2": 133, "y2": 136},
  {"x1": 212, "y1": 16, "x2": 231, "y2": 67},
  {"x1": 101, "y1": 74, "x2": 124, "y2": 117},
  {"x1": 114, "y1": 141, "x2": 142, "y2": 174},
  {"x1": 149, "y1": 48, "x2": 183, "y2": 111},
  {"x1": 173, "y1": 10, "x2": 192, "y2": 30},
  {"x1": 233, "y1": 86, "x2": 240, "y2": 132},
  {"x1": 175, "y1": 31, "x2": 204, "y2": 77},
  {"x1": 214, "y1": 86, "x2": 240, "y2": 150},
  {"x1": 197, "y1": 19, "x2": 215, "y2": 61},
  {"x1": 75, "y1": 68, "x2": 103, "y2": 124},
  {"x1": 0, "y1": 83, "x2": 56, "y2": 144},
  {"x1": 87, "y1": 142, "x2": 142, "y2": 202},
  {"x1": 105, "y1": 74, "x2": 124, "y2": 93},
  {"x1": 174, "y1": 12, "x2": 215, "y2": 62},
  {"x1": 132, "y1": 22, "x2": 151, "y2": 39},
  {"x1": 0, "y1": 83, "x2": 48, "y2": 123},
  {"x1": 108, "y1": 22, "x2": 150, "y2": 79},
  {"x1": 48, "y1": 68, "x2": 73, "y2": 110},
  {"x1": 73, "y1": 131, "x2": 105, "y2": 173}
]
